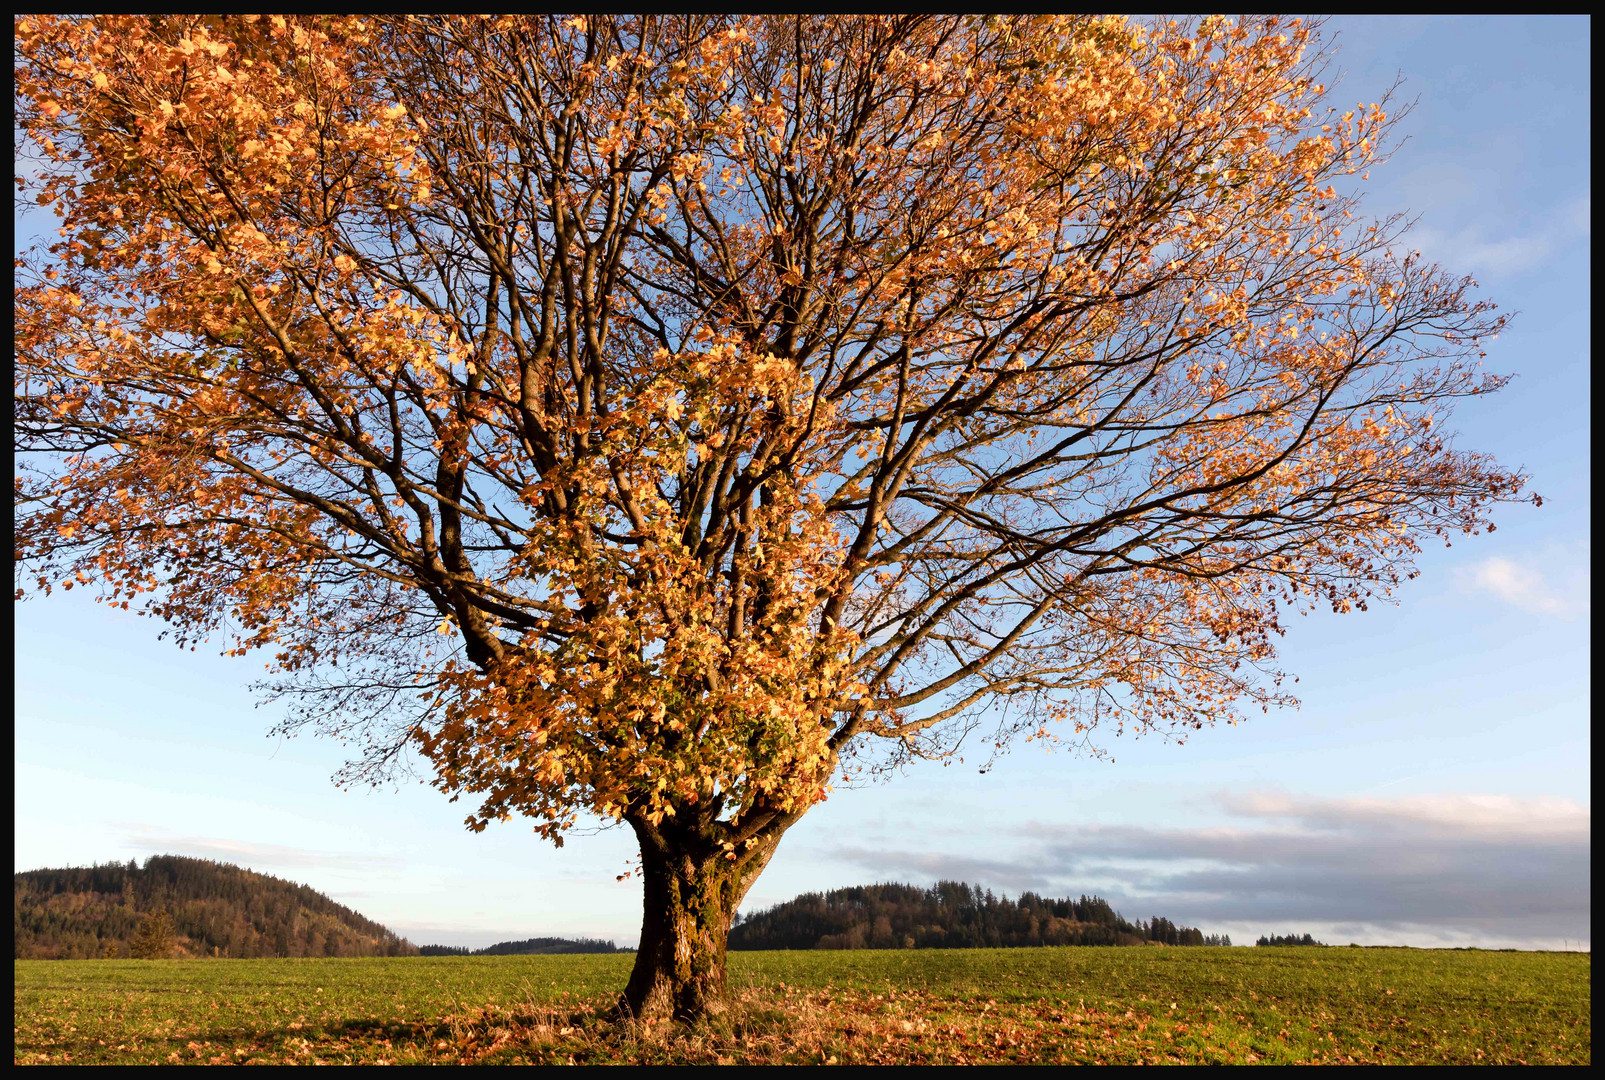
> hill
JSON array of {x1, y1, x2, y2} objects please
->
[
  {"x1": 14, "y1": 855, "x2": 418, "y2": 959},
  {"x1": 729, "y1": 881, "x2": 1229, "y2": 950},
  {"x1": 419, "y1": 937, "x2": 627, "y2": 956}
]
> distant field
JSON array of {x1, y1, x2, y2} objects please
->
[{"x1": 14, "y1": 947, "x2": 1590, "y2": 1065}]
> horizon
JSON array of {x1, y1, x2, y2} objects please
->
[
  {"x1": 14, "y1": 15, "x2": 1591, "y2": 956},
  {"x1": 13, "y1": 852, "x2": 1591, "y2": 954}
]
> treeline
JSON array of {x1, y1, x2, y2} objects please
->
[
  {"x1": 729, "y1": 881, "x2": 1230, "y2": 951},
  {"x1": 14, "y1": 856, "x2": 417, "y2": 959},
  {"x1": 418, "y1": 936, "x2": 626, "y2": 956},
  {"x1": 1256, "y1": 933, "x2": 1327, "y2": 947}
]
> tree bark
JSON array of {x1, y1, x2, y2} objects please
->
[{"x1": 618, "y1": 820, "x2": 782, "y2": 1023}]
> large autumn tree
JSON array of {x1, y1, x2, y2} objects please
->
[{"x1": 15, "y1": 14, "x2": 1529, "y2": 1020}]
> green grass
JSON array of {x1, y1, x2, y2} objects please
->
[{"x1": 14, "y1": 947, "x2": 1590, "y2": 1064}]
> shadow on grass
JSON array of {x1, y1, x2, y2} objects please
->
[{"x1": 315, "y1": 993, "x2": 860, "y2": 1065}]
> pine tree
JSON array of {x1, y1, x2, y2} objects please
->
[{"x1": 130, "y1": 911, "x2": 174, "y2": 959}]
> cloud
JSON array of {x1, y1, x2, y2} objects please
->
[
  {"x1": 830, "y1": 847, "x2": 1058, "y2": 895},
  {"x1": 1217, "y1": 790, "x2": 1588, "y2": 841},
  {"x1": 1414, "y1": 230, "x2": 1554, "y2": 278},
  {"x1": 1406, "y1": 192, "x2": 1590, "y2": 281},
  {"x1": 121, "y1": 824, "x2": 402, "y2": 872},
  {"x1": 1564, "y1": 193, "x2": 1591, "y2": 238},
  {"x1": 816, "y1": 790, "x2": 1590, "y2": 948},
  {"x1": 1459, "y1": 555, "x2": 1588, "y2": 619}
]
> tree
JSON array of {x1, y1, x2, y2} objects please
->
[
  {"x1": 130, "y1": 911, "x2": 174, "y2": 959},
  {"x1": 15, "y1": 15, "x2": 1530, "y2": 1021}
]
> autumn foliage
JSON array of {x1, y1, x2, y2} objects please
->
[{"x1": 14, "y1": 15, "x2": 1529, "y2": 1018}]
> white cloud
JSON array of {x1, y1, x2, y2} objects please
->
[
  {"x1": 120, "y1": 823, "x2": 402, "y2": 872},
  {"x1": 1408, "y1": 225, "x2": 1550, "y2": 279},
  {"x1": 1563, "y1": 193, "x2": 1591, "y2": 238},
  {"x1": 1460, "y1": 555, "x2": 1588, "y2": 618},
  {"x1": 824, "y1": 789, "x2": 1591, "y2": 947},
  {"x1": 1407, "y1": 191, "x2": 1590, "y2": 281},
  {"x1": 1219, "y1": 790, "x2": 1590, "y2": 841}
]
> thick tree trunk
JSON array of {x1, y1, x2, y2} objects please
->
[
  {"x1": 619, "y1": 843, "x2": 738, "y2": 1022},
  {"x1": 618, "y1": 822, "x2": 781, "y2": 1023}
]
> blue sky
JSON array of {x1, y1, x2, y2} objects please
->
[{"x1": 14, "y1": 16, "x2": 1590, "y2": 951}]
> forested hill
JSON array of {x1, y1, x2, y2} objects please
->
[
  {"x1": 729, "y1": 882, "x2": 1230, "y2": 950},
  {"x1": 14, "y1": 855, "x2": 417, "y2": 959}
]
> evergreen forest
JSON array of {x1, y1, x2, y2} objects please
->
[
  {"x1": 14, "y1": 856, "x2": 417, "y2": 959},
  {"x1": 16, "y1": 860, "x2": 1242, "y2": 959},
  {"x1": 728, "y1": 882, "x2": 1231, "y2": 951},
  {"x1": 1256, "y1": 933, "x2": 1328, "y2": 947}
]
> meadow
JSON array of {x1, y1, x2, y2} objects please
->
[{"x1": 14, "y1": 947, "x2": 1590, "y2": 1065}]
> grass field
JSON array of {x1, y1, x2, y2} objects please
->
[{"x1": 14, "y1": 947, "x2": 1590, "y2": 1065}]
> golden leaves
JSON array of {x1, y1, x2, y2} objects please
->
[{"x1": 13, "y1": 14, "x2": 1526, "y2": 859}]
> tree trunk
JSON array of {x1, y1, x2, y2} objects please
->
[{"x1": 618, "y1": 822, "x2": 781, "y2": 1023}]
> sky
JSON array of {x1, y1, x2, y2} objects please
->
[{"x1": 13, "y1": 16, "x2": 1591, "y2": 952}]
